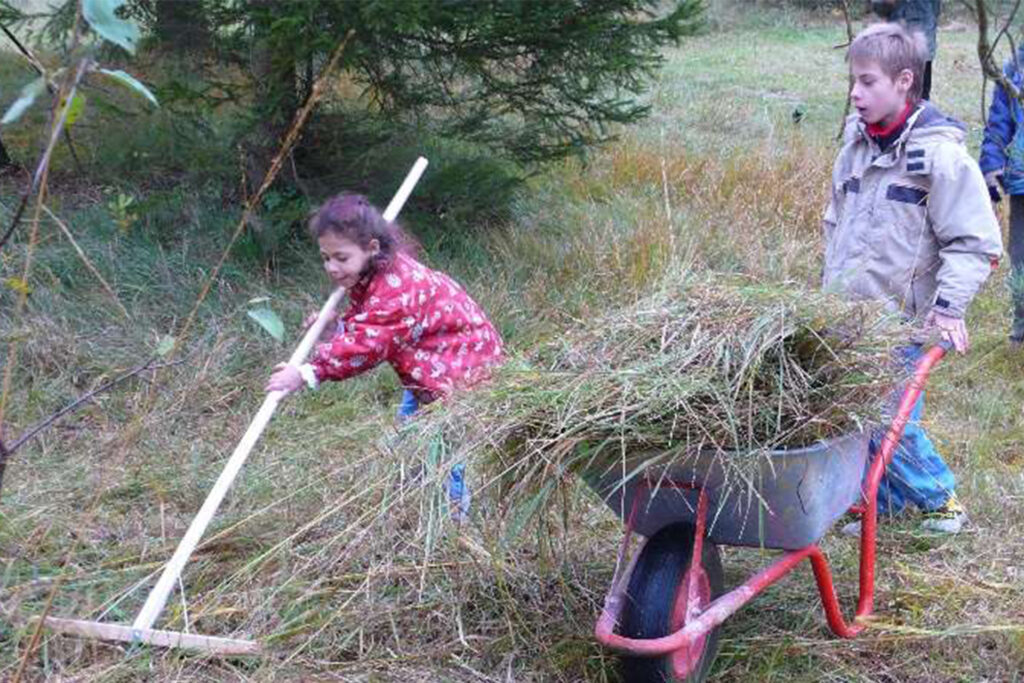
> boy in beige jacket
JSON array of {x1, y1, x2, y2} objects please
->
[{"x1": 824, "y1": 23, "x2": 1002, "y2": 534}]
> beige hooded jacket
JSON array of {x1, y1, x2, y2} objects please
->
[{"x1": 823, "y1": 103, "x2": 1003, "y2": 322}]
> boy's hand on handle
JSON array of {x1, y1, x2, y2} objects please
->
[
  {"x1": 924, "y1": 310, "x2": 969, "y2": 354},
  {"x1": 266, "y1": 363, "x2": 304, "y2": 394}
]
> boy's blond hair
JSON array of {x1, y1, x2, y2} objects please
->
[{"x1": 848, "y1": 23, "x2": 928, "y2": 102}]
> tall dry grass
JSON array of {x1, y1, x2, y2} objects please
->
[{"x1": 1, "y1": 129, "x2": 852, "y2": 682}]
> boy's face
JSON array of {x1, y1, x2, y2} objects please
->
[
  {"x1": 318, "y1": 233, "x2": 380, "y2": 289},
  {"x1": 850, "y1": 59, "x2": 913, "y2": 127}
]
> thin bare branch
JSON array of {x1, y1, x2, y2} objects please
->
[
  {"x1": 0, "y1": 22, "x2": 45, "y2": 74},
  {"x1": 169, "y1": 30, "x2": 356, "y2": 358},
  {"x1": 9, "y1": 358, "x2": 183, "y2": 455},
  {"x1": 0, "y1": 356, "x2": 185, "y2": 498},
  {"x1": 837, "y1": 0, "x2": 855, "y2": 141},
  {"x1": 984, "y1": 0, "x2": 1023, "y2": 64},
  {"x1": 977, "y1": 0, "x2": 1021, "y2": 92},
  {"x1": 42, "y1": 204, "x2": 131, "y2": 320},
  {"x1": 0, "y1": 57, "x2": 93, "y2": 447}
]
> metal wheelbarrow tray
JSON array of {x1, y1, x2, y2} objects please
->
[{"x1": 583, "y1": 430, "x2": 871, "y2": 551}]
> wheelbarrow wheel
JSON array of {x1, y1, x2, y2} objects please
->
[{"x1": 619, "y1": 523, "x2": 724, "y2": 683}]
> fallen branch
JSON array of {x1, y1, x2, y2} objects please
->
[{"x1": 0, "y1": 356, "x2": 184, "y2": 498}]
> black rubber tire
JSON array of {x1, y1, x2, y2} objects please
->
[{"x1": 618, "y1": 523, "x2": 725, "y2": 683}]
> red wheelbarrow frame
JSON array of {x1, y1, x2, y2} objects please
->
[{"x1": 595, "y1": 344, "x2": 949, "y2": 673}]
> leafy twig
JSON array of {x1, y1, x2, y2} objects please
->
[
  {"x1": 0, "y1": 57, "x2": 91, "y2": 253},
  {"x1": 0, "y1": 21, "x2": 84, "y2": 173}
]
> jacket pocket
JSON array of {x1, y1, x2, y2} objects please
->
[{"x1": 885, "y1": 184, "x2": 928, "y2": 206}]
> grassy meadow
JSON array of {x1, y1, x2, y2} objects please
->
[{"x1": 1, "y1": 2, "x2": 1023, "y2": 681}]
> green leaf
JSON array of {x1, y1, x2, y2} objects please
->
[
  {"x1": 248, "y1": 308, "x2": 284, "y2": 342},
  {"x1": 65, "y1": 94, "x2": 86, "y2": 125},
  {"x1": 3, "y1": 277, "x2": 32, "y2": 295},
  {"x1": 156, "y1": 335, "x2": 175, "y2": 357},
  {"x1": 97, "y1": 69, "x2": 158, "y2": 107},
  {"x1": 2, "y1": 77, "x2": 47, "y2": 125},
  {"x1": 82, "y1": 0, "x2": 140, "y2": 54}
]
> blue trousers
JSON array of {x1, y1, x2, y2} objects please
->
[
  {"x1": 872, "y1": 345, "x2": 955, "y2": 516},
  {"x1": 397, "y1": 388, "x2": 420, "y2": 420},
  {"x1": 1009, "y1": 196, "x2": 1024, "y2": 339},
  {"x1": 398, "y1": 389, "x2": 469, "y2": 517}
]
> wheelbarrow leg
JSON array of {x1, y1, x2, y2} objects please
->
[
  {"x1": 670, "y1": 488, "x2": 713, "y2": 680},
  {"x1": 607, "y1": 485, "x2": 725, "y2": 683}
]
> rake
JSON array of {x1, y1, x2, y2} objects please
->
[{"x1": 36, "y1": 157, "x2": 429, "y2": 655}]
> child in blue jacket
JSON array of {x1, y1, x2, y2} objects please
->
[{"x1": 980, "y1": 50, "x2": 1024, "y2": 345}]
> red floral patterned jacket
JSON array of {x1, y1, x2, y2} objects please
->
[{"x1": 303, "y1": 253, "x2": 503, "y2": 401}]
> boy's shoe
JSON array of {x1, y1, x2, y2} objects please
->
[{"x1": 920, "y1": 496, "x2": 967, "y2": 534}]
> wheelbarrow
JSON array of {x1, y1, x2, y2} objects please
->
[{"x1": 583, "y1": 344, "x2": 949, "y2": 682}]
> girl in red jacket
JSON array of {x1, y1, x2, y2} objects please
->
[{"x1": 266, "y1": 193, "x2": 504, "y2": 413}]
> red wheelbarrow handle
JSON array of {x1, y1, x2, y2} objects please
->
[
  {"x1": 595, "y1": 342, "x2": 952, "y2": 655},
  {"x1": 854, "y1": 340, "x2": 950, "y2": 618}
]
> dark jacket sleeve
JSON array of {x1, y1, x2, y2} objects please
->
[{"x1": 980, "y1": 79, "x2": 1015, "y2": 175}]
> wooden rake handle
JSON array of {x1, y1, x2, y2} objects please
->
[{"x1": 131, "y1": 157, "x2": 429, "y2": 636}]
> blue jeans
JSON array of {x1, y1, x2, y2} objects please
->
[
  {"x1": 871, "y1": 345, "x2": 955, "y2": 516},
  {"x1": 1009, "y1": 196, "x2": 1024, "y2": 339},
  {"x1": 397, "y1": 389, "x2": 469, "y2": 519},
  {"x1": 397, "y1": 388, "x2": 420, "y2": 421}
]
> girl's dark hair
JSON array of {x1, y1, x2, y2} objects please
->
[{"x1": 308, "y1": 193, "x2": 419, "y2": 271}]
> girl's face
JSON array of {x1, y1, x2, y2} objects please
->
[
  {"x1": 318, "y1": 233, "x2": 380, "y2": 289},
  {"x1": 850, "y1": 59, "x2": 913, "y2": 127}
]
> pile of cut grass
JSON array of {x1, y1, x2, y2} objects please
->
[{"x1": 415, "y1": 276, "x2": 903, "y2": 509}]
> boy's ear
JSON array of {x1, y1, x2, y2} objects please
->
[
  {"x1": 896, "y1": 68, "x2": 915, "y2": 95},
  {"x1": 368, "y1": 238, "x2": 381, "y2": 256}
]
